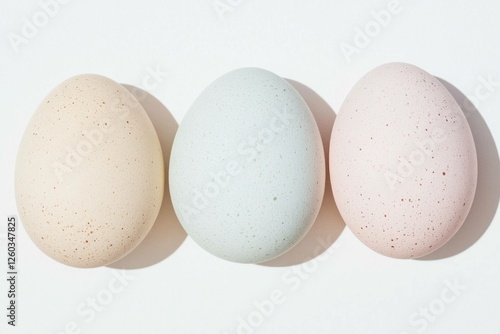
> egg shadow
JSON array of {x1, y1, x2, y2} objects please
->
[
  {"x1": 419, "y1": 78, "x2": 500, "y2": 260},
  {"x1": 108, "y1": 85, "x2": 187, "y2": 269},
  {"x1": 260, "y1": 80, "x2": 346, "y2": 267}
]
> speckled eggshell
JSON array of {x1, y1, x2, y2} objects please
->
[
  {"x1": 15, "y1": 74, "x2": 164, "y2": 268},
  {"x1": 169, "y1": 68, "x2": 325, "y2": 263},
  {"x1": 330, "y1": 63, "x2": 477, "y2": 258}
]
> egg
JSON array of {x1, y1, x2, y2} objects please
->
[
  {"x1": 169, "y1": 68, "x2": 325, "y2": 263},
  {"x1": 15, "y1": 74, "x2": 164, "y2": 268},
  {"x1": 330, "y1": 63, "x2": 477, "y2": 258}
]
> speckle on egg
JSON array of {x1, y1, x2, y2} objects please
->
[
  {"x1": 329, "y1": 62, "x2": 477, "y2": 259},
  {"x1": 169, "y1": 68, "x2": 325, "y2": 263},
  {"x1": 15, "y1": 74, "x2": 164, "y2": 268}
]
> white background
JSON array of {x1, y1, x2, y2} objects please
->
[{"x1": 1, "y1": 1, "x2": 500, "y2": 333}]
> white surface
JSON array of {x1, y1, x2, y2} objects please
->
[{"x1": 1, "y1": 1, "x2": 499, "y2": 333}]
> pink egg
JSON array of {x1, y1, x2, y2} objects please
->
[{"x1": 330, "y1": 63, "x2": 477, "y2": 258}]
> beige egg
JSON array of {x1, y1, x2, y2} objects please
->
[
  {"x1": 330, "y1": 63, "x2": 477, "y2": 258},
  {"x1": 15, "y1": 74, "x2": 164, "y2": 268}
]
